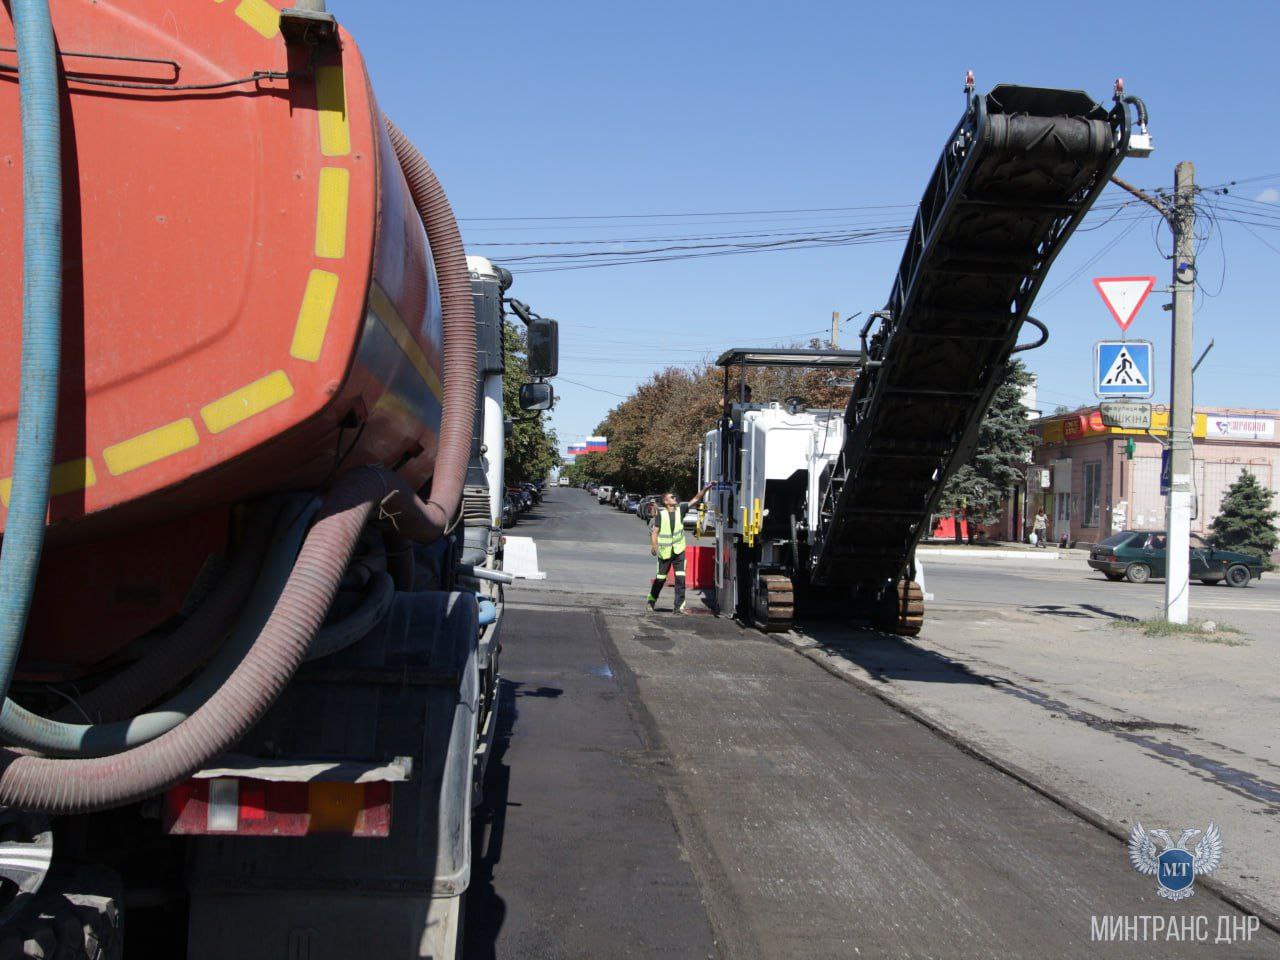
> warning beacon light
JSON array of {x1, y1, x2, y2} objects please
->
[{"x1": 1114, "y1": 78, "x2": 1154, "y2": 158}]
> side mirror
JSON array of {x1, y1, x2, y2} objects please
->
[
  {"x1": 527, "y1": 318, "x2": 559, "y2": 378},
  {"x1": 519, "y1": 381, "x2": 554, "y2": 412}
]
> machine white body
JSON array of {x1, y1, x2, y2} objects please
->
[{"x1": 702, "y1": 403, "x2": 845, "y2": 618}]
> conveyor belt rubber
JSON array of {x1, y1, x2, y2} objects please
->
[{"x1": 812, "y1": 86, "x2": 1132, "y2": 589}]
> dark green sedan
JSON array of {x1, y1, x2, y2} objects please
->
[{"x1": 1088, "y1": 530, "x2": 1264, "y2": 586}]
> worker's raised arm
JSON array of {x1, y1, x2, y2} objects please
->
[{"x1": 688, "y1": 482, "x2": 713, "y2": 506}]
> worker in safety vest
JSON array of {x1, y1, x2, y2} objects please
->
[{"x1": 647, "y1": 484, "x2": 713, "y2": 613}]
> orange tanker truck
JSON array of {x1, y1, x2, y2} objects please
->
[{"x1": 0, "y1": 2, "x2": 551, "y2": 956}]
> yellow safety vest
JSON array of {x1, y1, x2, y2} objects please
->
[{"x1": 656, "y1": 507, "x2": 687, "y2": 559}]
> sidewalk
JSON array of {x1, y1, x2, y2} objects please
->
[{"x1": 784, "y1": 606, "x2": 1280, "y2": 925}]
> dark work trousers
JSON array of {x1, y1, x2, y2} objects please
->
[{"x1": 648, "y1": 553, "x2": 686, "y2": 610}]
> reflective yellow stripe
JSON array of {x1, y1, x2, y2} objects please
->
[
  {"x1": 103, "y1": 419, "x2": 199, "y2": 476},
  {"x1": 0, "y1": 458, "x2": 97, "y2": 507},
  {"x1": 234, "y1": 0, "x2": 280, "y2": 38},
  {"x1": 291, "y1": 269, "x2": 340, "y2": 361},
  {"x1": 200, "y1": 371, "x2": 295, "y2": 434},
  {"x1": 315, "y1": 167, "x2": 350, "y2": 259},
  {"x1": 316, "y1": 66, "x2": 351, "y2": 158}
]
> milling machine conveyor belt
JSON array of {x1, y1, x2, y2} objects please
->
[{"x1": 812, "y1": 85, "x2": 1132, "y2": 588}]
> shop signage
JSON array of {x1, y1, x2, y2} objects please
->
[{"x1": 1205, "y1": 416, "x2": 1274, "y2": 441}]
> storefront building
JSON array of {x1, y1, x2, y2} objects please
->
[{"x1": 1023, "y1": 407, "x2": 1280, "y2": 548}]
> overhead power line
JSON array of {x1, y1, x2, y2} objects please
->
[{"x1": 459, "y1": 202, "x2": 917, "y2": 222}]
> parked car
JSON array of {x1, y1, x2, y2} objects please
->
[
  {"x1": 559, "y1": 477, "x2": 570, "y2": 486},
  {"x1": 623, "y1": 493, "x2": 642, "y2": 513},
  {"x1": 596, "y1": 485, "x2": 613, "y2": 504},
  {"x1": 1088, "y1": 530, "x2": 1264, "y2": 586},
  {"x1": 502, "y1": 493, "x2": 517, "y2": 527},
  {"x1": 637, "y1": 496, "x2": 658, "y2": 522},
  {"x1": 508, "y1": 486, "x2": 531, "y2": 513}
]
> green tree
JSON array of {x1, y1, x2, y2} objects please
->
[
  {"x1": 938, "y1": 360, "x2": 1036, "y2": 529},
  {"x1": 502, "y1": 321, "x2": 560, "y2": 483},
  {"x1": 561, "y1": 451, "x2": 605, "y2": 486},
  {"x1": 1210, "y1": 471, "x2": 1278, "y2": 566},
  {"x1": 578, "y1": 341, "x2": 854, "y2": 497}
]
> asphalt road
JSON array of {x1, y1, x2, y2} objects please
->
[
  {"x1": 465, "y1": 489, "x2": 1279, "y2": 958},
  {"x1": 922, "y1": 558, "x2": 1280, "y2": 639}
]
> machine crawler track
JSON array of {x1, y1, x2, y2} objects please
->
[
  {"x1": 754, "y1": 575, "x2": 795, "y2": 633},
  {"x1": 895, "y1": 581, "x2": 924, "y2": 637}
]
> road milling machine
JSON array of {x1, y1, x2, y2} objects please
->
[{"x1": 703, "y1": 82, "x2": 1150, "y2": 636}]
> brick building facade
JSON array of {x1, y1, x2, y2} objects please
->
[{"x1": 1019, "y1": 407, "x2": 1280, "y2": 548}]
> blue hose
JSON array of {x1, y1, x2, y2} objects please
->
[{"x1": 0, "y1": 0, "x2": 63, "y2": 705}]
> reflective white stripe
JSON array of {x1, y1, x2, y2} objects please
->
[
  {"x1": 658, "y1": 508, "x2": 686, "y2": 556},
  {"x1": 207, "y1": 778, "x2": 240, "y2": 832}
]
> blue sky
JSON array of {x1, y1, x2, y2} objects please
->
[{"x1": 336, "y1": 1, "x2": 1280, "y2": 453}]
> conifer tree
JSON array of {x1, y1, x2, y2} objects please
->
[
  {"x1": 938, "y1": 360, "x2": 1036, "y2": 528},
  {"x1": 1210, "y1": 471, "x2": 1278, "y2": 566}
]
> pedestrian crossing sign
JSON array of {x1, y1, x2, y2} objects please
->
[{"x1": 1094, "y1": 340, "x2": 1154, "y2": 399}]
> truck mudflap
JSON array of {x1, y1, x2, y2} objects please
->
[{"x1": 184, "y1": 590, "x2": 479, "y2": 960}]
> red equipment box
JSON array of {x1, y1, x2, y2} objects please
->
[{"x1": 667, "y1": 545, "x2": 714, "y2": 589}]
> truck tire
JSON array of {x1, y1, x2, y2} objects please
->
[{"x1": 1, "y1": 865, "x2": 121, "y2": 960}]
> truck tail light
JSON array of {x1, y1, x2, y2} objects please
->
[{"x1": 163, "y1": 777, "x2": 392, "y2": 837}]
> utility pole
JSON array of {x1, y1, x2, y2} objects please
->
[
  {"x1": 1165, "y1": 161, "x2": 1196, "y2": 624},
  {"x1": 831, "y1": 311, "x2": 840, "y2": 349}
]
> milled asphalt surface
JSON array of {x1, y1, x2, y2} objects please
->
[{"x1": 465, "y1": 489, "x2": 1279, "y2": 958}]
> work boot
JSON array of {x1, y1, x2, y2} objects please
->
[
  {"x1": 676, "y1": 600, "x2": 688, "y2": 614},
  {"x1": 646, "y1": 599, "x2": 656, "y2": 613}
]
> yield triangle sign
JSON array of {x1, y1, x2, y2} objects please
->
[
  {"x1": 1100, "y1": 345, "x2": 1148, "y2": 388},
  {"x1": 1093, "y1": 276, "x2": 1156, "y2": 332}
]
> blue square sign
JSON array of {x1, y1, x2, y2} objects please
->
[{"x1": 1094, "y1": 340, "x2": 1154, "y2": 399}]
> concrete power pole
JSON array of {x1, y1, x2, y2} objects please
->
[
  {"x1": 831, "y1": 311, "x2": 840, "y2": 349},
  {"x1": 1164, "y1": 161, "x2": 1196, "y2": 624}
]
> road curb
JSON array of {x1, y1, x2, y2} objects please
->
[
  {"x1": 768, "y1": 630, "x2": 1280, "y2": 937},
  {"x1": 916, "y1": 548, "x2": 1062, "y2": 561}
]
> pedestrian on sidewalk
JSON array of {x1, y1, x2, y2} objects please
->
[
  {"x1": 648, "y1": 483, "x2": 713, "y2": 613},
  {"x1": 1032, "y1": 508, "x2": 1048, "y2": 548}
]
